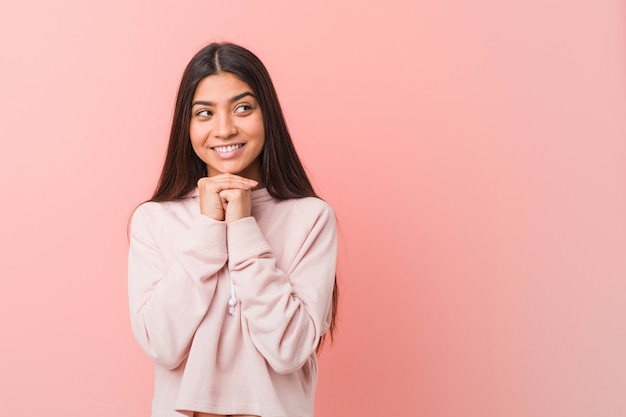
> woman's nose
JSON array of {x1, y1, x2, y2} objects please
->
[{"x1": 214, "y1": 113, "x2": 237, "y2": 139}]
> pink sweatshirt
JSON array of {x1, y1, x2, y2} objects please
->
[{"x1": 128, "y1": 188, "x2": 337, "y2": 417}]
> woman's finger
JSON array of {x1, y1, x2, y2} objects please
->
[{"x1": 197, "y1": 176, "x2": 257, "y2": 192}]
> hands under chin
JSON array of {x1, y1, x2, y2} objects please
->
[{"x1": 197, "y1": 173, "x2": 259, "y2": 223}]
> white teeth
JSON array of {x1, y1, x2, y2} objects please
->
[{"x1": 214, "y1": 144, "x2": 243, "y2": 153}]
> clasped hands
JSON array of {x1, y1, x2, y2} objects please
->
[{"x1": 197, "y1": 174, "x2": 259, "y2": 223}]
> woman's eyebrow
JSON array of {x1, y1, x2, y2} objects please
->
[
  {"x1": 191, "y1": 91, "x2": 256, "y2": 107},
  {"x1": 230, "y1": 91, "x2": 255, "y2": 102}
]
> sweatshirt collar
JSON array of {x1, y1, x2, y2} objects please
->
[{"x1": 188, "y1": 187, "x2": 271, "y2": 202}]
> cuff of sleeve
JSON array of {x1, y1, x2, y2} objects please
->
[
  {"x1": 180, "y1": 215, "x2": 228, "y2": 261},
  {"x1": 226, "y1": 216, "x2": 271, "y2": 265}
]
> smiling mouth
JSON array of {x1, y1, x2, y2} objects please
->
[{"x1": 213, "y1": 144, "x2": 244, "y2": 153}]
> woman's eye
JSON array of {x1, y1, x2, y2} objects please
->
[
  {"x1": 234, "y1": 104, "x2": 253, "y2": 114},
  {"x1": 196, "y1": 110, "x2": 212, "y2": 117}
]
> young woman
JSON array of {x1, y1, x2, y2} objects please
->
[{"x1": 128, "y1": 42, "x2": 338, "y2": 417}]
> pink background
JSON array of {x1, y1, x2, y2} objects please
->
[{"x1": 1, "y1": 0, "x2": 624, "y2": 416}]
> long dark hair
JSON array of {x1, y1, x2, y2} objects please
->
[{"x1": 150, "y1": 42, "x2": 337, "y2": 346}]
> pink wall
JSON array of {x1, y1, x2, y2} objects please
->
[{"x1": 1, "y1": 0, "x2": 624, "y2": 415}]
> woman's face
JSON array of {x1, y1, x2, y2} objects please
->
[{"x1": 189, "y1": 72, "x2": 265, "y2": 182}]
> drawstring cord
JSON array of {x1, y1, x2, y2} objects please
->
[{"x1": 226, "y1": 266, "x2": 237, "y2": 315}]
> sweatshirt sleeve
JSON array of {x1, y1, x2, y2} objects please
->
[
  {"x1": 226, "y1": 201, "x2": 337, "y2": 374},
  {"x1": 128, "y1": 204, "x2": 228, "y2": 370}
]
